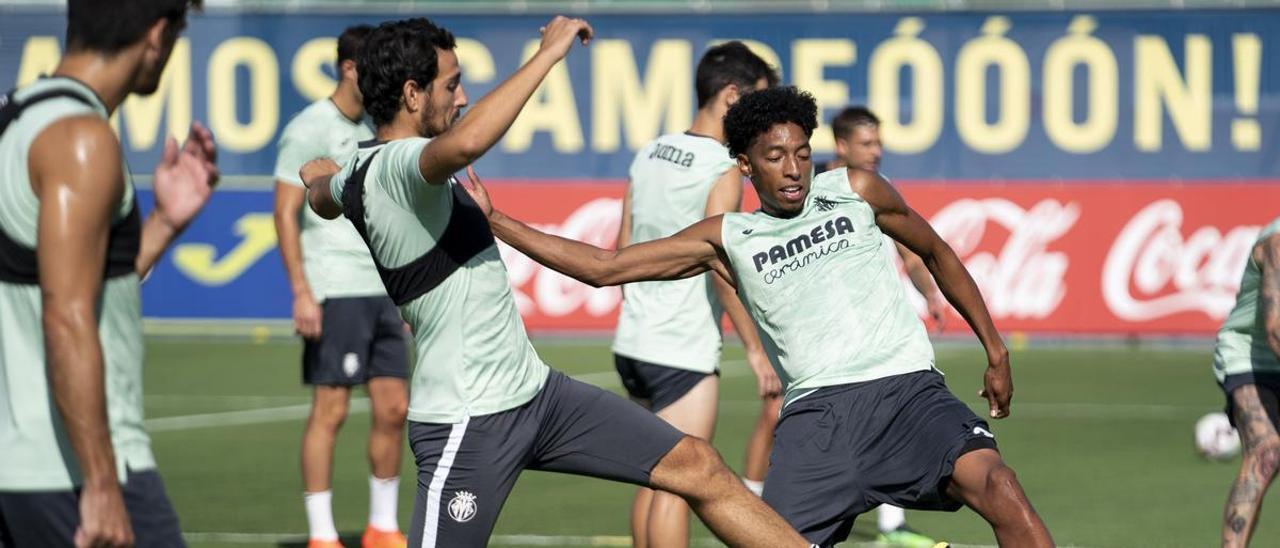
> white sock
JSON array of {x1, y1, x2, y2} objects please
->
[
  {"x1": 742, "y1": 478, "x2": 764, "y2": 497},
  {"x1": 877, "y1": 504, "x2": 906, "y2": 533},
  {"x1": 304, "y1": 490, "x2": 339, "y2": 541},
  {"x1": 368, "y1": 475, "x2": 401, "y2": 532}
]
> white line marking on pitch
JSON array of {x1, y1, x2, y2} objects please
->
[{"x1": 183, "y1": 531, "x2": 1010, "y2": 547}]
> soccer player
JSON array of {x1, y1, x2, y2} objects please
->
[
  {"x1": 466, "y1": 86, "x2": 1054, "y2": 548},
  {"x1": 0, "y1": 1, "x2": 216, "y2": 546},
  {"x1": 300, "y1": 17, "x2": 813, "y2": 548},
  {"x1": 273, "y1": 25, "x2": 411, "y2": 548},
  {"x1": 1214, "y1": 216, "x2": 1280, "y2": 548},
  {"x1": 741, "y1": 105, "x2": 946, "y2": 547},
  {"x1": 613, "y1": 41, "x2": 779, "y2": 548}
]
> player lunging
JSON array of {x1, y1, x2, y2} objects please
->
[
  {"x1": 613, "y1": 41, "x2": 779, "y2": 548},
  {"x1": 1215, "y1": 216, "x2": 1280, "y2": 548},
  {"x1": 300, "y1": 17, "x2": 814, "y2": 548},
  {"x1": 273, "y1": 25, "x2": 411, "y2": 548},
  {"x1": 741, "y1": 105, "x2": 946, "y2": 548},
  {"x1": 466, "y1": 86, "x2": 1054, "y2": 548},
  {"x1": 0, "y1": 1, "x2": 216, "y2": 546}
]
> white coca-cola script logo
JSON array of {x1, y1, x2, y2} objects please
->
[
  {"x1": 499, "y1": 198, "x2": 623, "y2": 318},
  {"x1": 1102, "y1": 200, "x2": 1259, "y2": 322},
  {"x1": 929, "y1": 198, "x2": 1080, "y2": 319}
]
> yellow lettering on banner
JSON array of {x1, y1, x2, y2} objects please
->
[
  {"x1": 955, "y1": 17, "x2": 1030, "y2": 154},
  {"x1": 503, "y1": 40, "x2": 584, "y2": 153},
  {"x1": 1134, "y1": 34, "x2": 1211, "y2": 152},
  {"x1": 208, "y1": 37, "x2": 280, "y2": 153},
  {"x1": 292, "y1": 37, "x2": 337, "y2": 103},
  {"x1": 792, "y1": 39, "x2": 855, "y2": 153},
  {"x1": 710, "y1": 39, "x2": 784, "y2": 80},
  {"x1": 868, "y1": 18, "x2": 944, "y2": 154},
  {"x1": 1043, "y1": 16, "x2": 1118, "y2": 153},
  {"x1": 118, "y1": 39, "x2": 191, "y2": 150},
  {"x1": 173, "y1": 213, "x2": 278, "y2": 286},
  {"x1": 591, "y1": 39, "x2": 692, "y2": 152},
  {"x1": 16, "y1": 37, "x2": 61, "y2": 86},
  {"x1": 1231, "y1": 33, "x2": 1262, "y2": 151},
  {"x1": 455, "y1": 38, "x2": 496, "y2": 84}
]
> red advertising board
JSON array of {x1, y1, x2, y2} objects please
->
[{"x1": 488, "y1": 180, "x2": 1280, "y2": 335}]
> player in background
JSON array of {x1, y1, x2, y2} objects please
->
[
  {"x1": 273, "y1": 25, "x2": 411, "y2": 548},
  {"x1": 465, "y1": 86, "x2": 1053, "y2": 548},
  {"x1": 612, "y1": 41, "x2": 779, "y2": 548},
  {"x1": 300, "y1": 17, "x2": 814, "y2": 548},
  {"x1": 0, "y1": 1, "x2": 217, "y2": 546},
  {"x1": 740, "y1": 106, "x2": 945, "y2": 547},
  {"x1": 1214, "y1": 216, "x2": 1280, "y2": 548}
]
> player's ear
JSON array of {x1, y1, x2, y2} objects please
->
[
  {"x1": 722, "y1": 84, "x2": 742, "y2": 107},
  {"x1": 341, "y1": 59, "x2": 358, "y2": 82},
  {"x1": 833, "y1": 136, "x2": 848, "y2": 157},
  {"x1": 143, "y1": 17, "x2": 170, "y2": 58},
  {"x1": 736, "y1": 153, "x2": 752, "y2": 179},
  {"x1": 402, "y1": 80, "x2": 420, "y2": 113}
]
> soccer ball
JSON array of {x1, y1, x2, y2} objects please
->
[{"x1": 1194, "y1": 412, "x2": 1241, "y2": 460}]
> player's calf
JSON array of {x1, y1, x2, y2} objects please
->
[
  {"x1": 947, "y1": 449, "x2": 1052, "y2": 548},
  {"x1": 649, "y1": 436, "x2": 810, "y2": 548}
]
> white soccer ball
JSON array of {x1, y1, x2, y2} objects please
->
[{"x1": 1195, "y1": 412, "x2": 1241, "y2": 461}]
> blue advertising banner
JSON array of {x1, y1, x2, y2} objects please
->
[{"x1": 2, "y1": 9, "x2": 1276, "y2": 181}]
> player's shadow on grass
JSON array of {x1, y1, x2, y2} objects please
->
[{"x1": 278, "y1": 532, "x2": 362, "y2": 547}]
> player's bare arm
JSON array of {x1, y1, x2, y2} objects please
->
[
  {"x1": 704, "y1": 168, "x2": 779, "y2": 397},
  {"x1": 849, "y1": 169, "x2": 1013, "y2": 419},
  {"x1": 137, "y1": 121, "x2": 219, "y2": 277},
  {"x1": 466, "y1": 168, "x2": 730, "y2": 288},
  {"x1": 275, "y1": 179, "x2": 322, "y2": 340},
  {"x1": 895, "y1": 240, "x2": 947, "y2": 332},
  {"x1": 29, "y1": 116, "x2": 134, "y2": 548},
  {"x1": 417, "y1": 17, "x2": 592, "y2": 185},
  {"x1": 302, "y1": 158, "x2": 343, "y2": 220},
  {"x1": 1258, "y1": 233, "x2": 1280, "y2": 359}
]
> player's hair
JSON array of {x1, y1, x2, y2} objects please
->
[
  {"x1": 724, "y1": 86, "x2": 818, "y2": 157},
  {"x1": 830, "y1": 106, "x2": 880, "y2": 140},
  {"x1": 337, "y1": 24, "x2": 373, "y2": 65},
  {"x1": 66, "y1": 0, "x2": 201, "y2": 54},
  {"x1": 695, "y1": 41, "x2": 780, "y2": 109},
  {"x1": 358, "y1": 17, "x2": 458, "y2": 126}
]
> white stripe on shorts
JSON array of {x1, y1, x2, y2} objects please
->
[{"x1": 421, "y1": 416, "x2": 470, "y2": 547}]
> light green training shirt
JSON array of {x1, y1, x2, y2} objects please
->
[
  {"x1": 0, "y1": 77, "x2": 152, "y2": 491},
  {"x1": 273, "y1": 98, "x2": 384, "y2": 301},
  {"x1": 1213, "y1": 217, "x2": 1280, "y2": 383},
  {"x1": 719, "y1": 168, "x2": 935, "y2": 406},
  {"x1": 329, "y1": 138, "x2": 549, "y2": 423},
  {"x1": 612, "y1": 133, "x2": 737, "y2": 372}
]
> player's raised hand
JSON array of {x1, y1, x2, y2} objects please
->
[
  {"x1": 979, "y1": 351, "x2": 1013, "y2": 419},
  {"x1": 153, "y1": 121, "x2": 219, "y2": 231},
  {"x1": 537, "y1": 16, "x2": 593, "y2": 61},
  {"x1": 461, "y1": 166, "x2": 493, "y2": 217},
  {"x1": 300, "y1": 157, "x2": 341, "y2": 189}
]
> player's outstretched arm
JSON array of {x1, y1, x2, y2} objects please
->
[
  {"x1": 417, "y1": 17, "x2": 592, "y2": 185},
  {"x1": 1257, "y1": 232, "x2": 1280, "y2": 359},
  {"x1": 30, "y1": 117, "x2": 135, "y2": 548},
  {"x1": 301, "y1": 158, "x2": 344, "y2": 220},
  {"x1": 138, "y1": 122, "x2": 219, "y2": 277},
  {"x1": 850, "y1": 169, "x2": 1012, "y2": 419},
  {"x1": 465, "y1": 168, "x2": 726, "y2": 287}
]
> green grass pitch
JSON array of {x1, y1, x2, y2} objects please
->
[{"x1": 140, "y1": 337, "x2": 1276, "y2": 547}]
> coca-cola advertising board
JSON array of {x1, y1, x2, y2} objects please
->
[{"x1": 483, "y1": 181, "x2": 1280, "y2": 336}]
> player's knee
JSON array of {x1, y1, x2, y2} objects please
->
[
  {"x1": 1245, "y1": 440, "x2": 1280, "y2": 480},
  {"x1": 985, "y1": 464, "x2": 1025, "y2": 503},
  {"x1": 657, "y1": 437, "x2": 732, "y2": 495},
  {"x1": 374, "y1": 398, "x2": 408, "y2": 428},
  {"x1": 310, "y1": 400, "x2": 349, "y2": 430}
]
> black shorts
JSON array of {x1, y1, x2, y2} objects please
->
[
  {"x1": 0, "y1": 469, "x2": 183, "y2": 548},
  {"x1": 405, "y1": 370, "x2": 684, "y2": 548},
  {"x1": 762, "y1": 370, "x2": 997, "y2": 548},
  {"x1": 303, "y1": 296, "x2": 409, "y2": 385},
  {"x1": 614, "y1": 353, "x2": 717, "y2": 413},
  {"x1": 1221, "y1": 372, "x2": 1280, "y2": 430}
]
